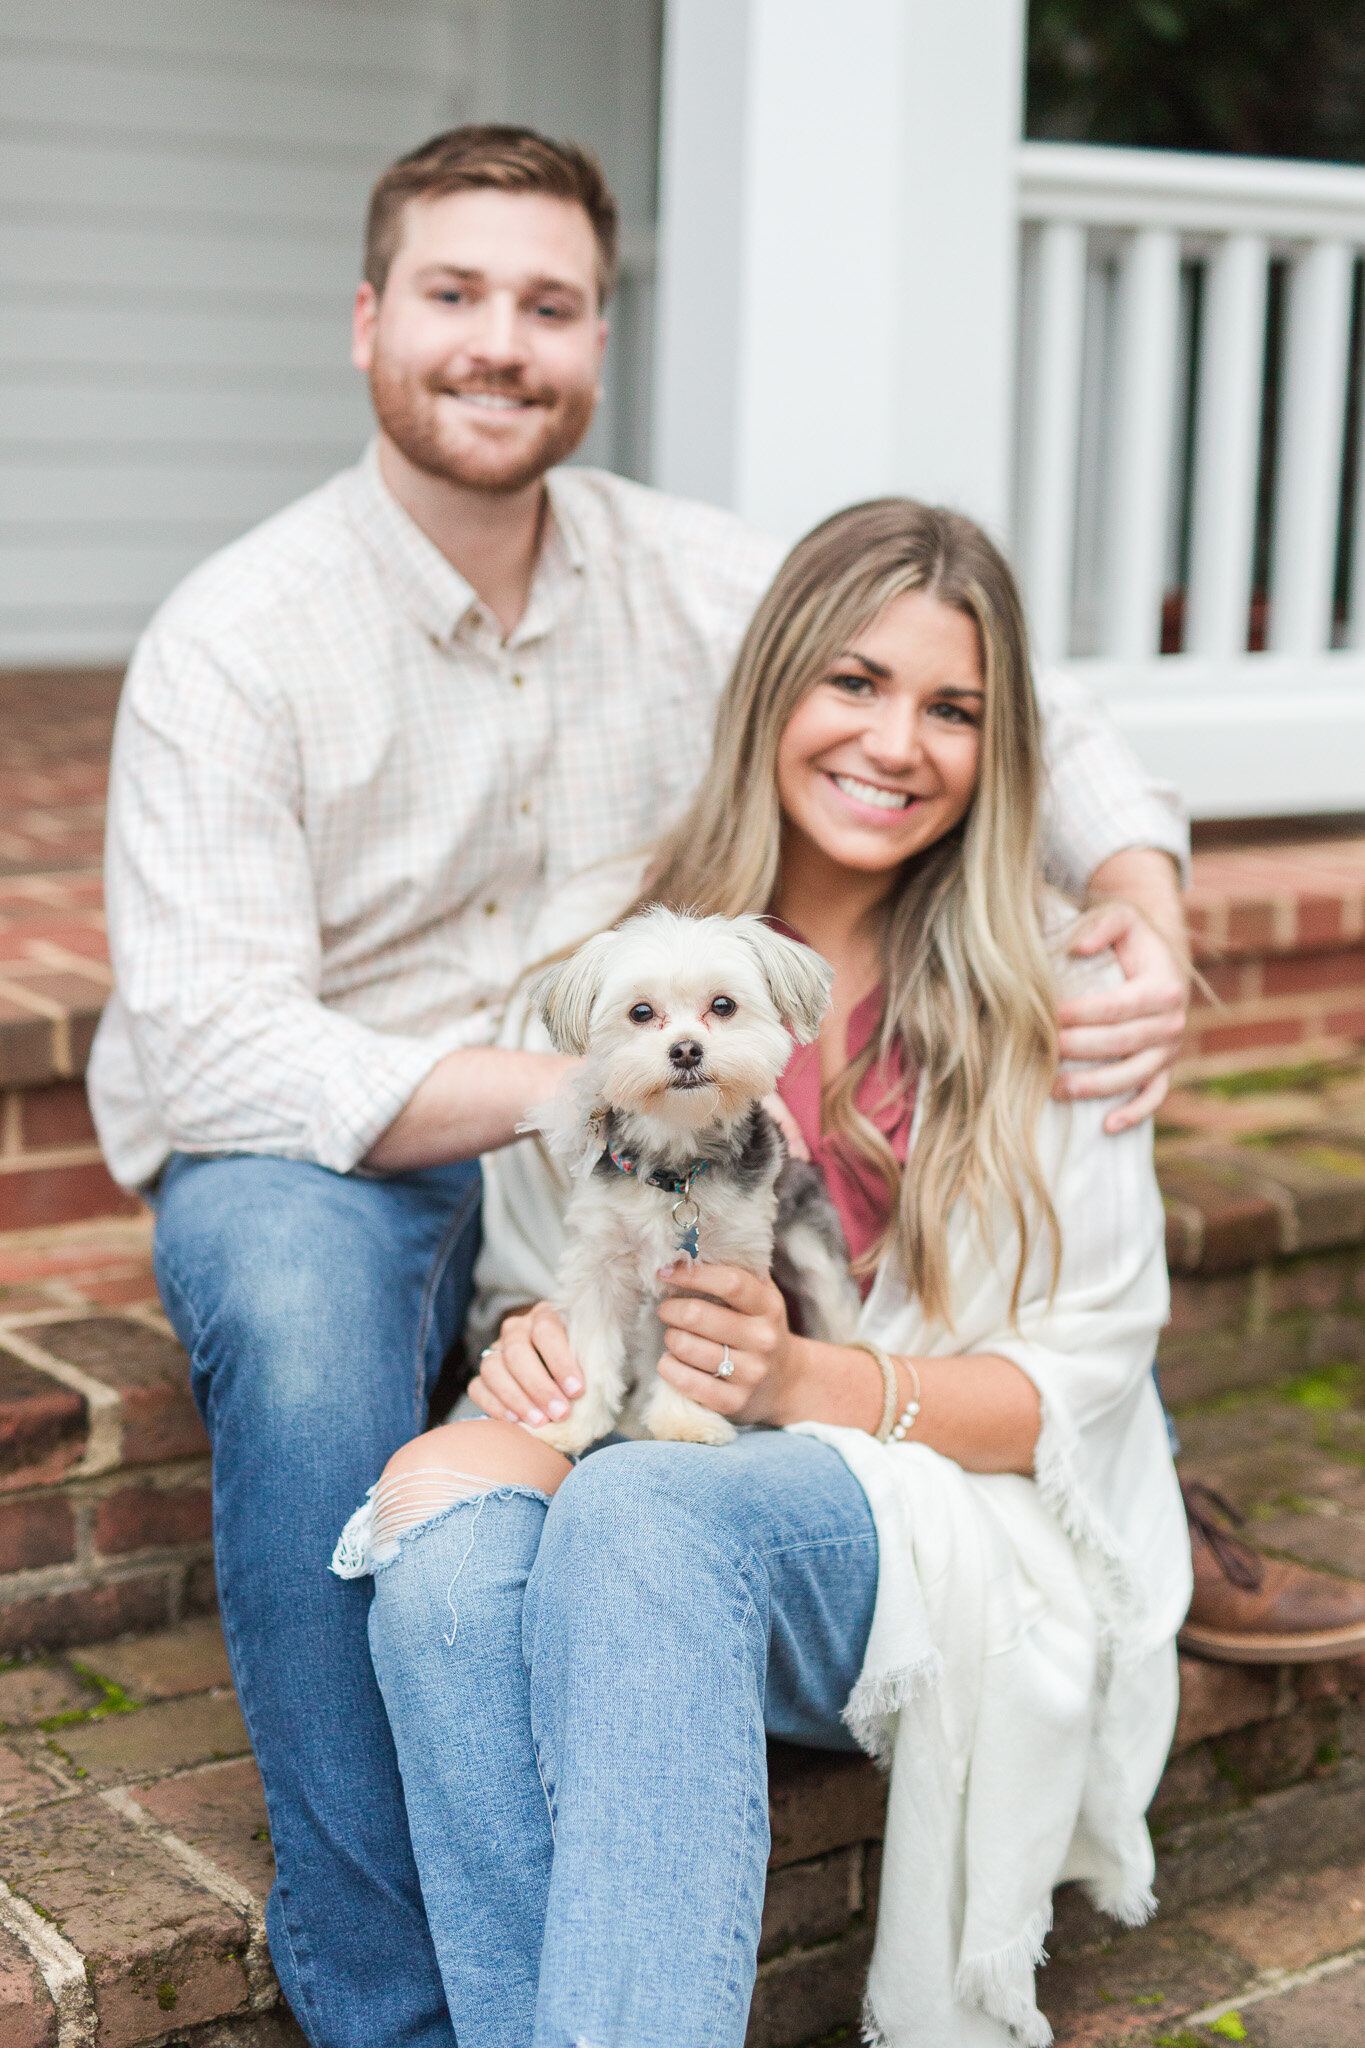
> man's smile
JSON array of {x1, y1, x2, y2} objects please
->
[{"x1": 446, "y1": 389, "x2": 541, "y2": 411}]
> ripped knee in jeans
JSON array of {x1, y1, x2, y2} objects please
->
[
  {"x1": 332, "y1": 1466, "x2": 544, "y2": 1576},
  {"x1": 331, "y1": 1418, "x2": 570, "y2": 1579}
]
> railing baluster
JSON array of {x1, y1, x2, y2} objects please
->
[
  {"x1": 1016, "y1": 221, "x2": 1087, "y2": 663},
  {"x1": 1185, "y1": 234, "x2": 1268, "y2": 657},
  {"x1": 1344, "y1": 263, "x2": 1365, "y2": 649},
  {"x1": 1104, "y1": 227, "x2": 1182, "y2": 659},
  {"x1": 1269, "y1": 239, "x2": 1354, "y2": 655}
]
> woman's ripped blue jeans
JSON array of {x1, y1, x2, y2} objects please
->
[{"x1": 365, "y1": 1429, "x2": 880, "y2": 2048}]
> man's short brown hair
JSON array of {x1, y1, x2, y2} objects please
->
[{"x1": 364, "y1": 124, "x2": 619, "y2": 304}]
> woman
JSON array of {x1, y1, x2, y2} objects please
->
[{"x1": 334, "y1": 501, "x2": 1190, "y2": 2047}]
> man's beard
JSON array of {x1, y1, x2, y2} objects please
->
[{"x1": 369, "y1": 354, "x2": 597, "y2": 495}]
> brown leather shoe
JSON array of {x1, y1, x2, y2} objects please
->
[{"x1": 1178, "y1": 1480, "x2": 1365, "y2": 1663}]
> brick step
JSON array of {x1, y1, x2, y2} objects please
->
[
  {"x1": 0, "y1": 1617, "x2": 303, "y2": 2047},
  {"x1": 756, "y1": 1659, "x2": 1365, "y2": 2045},
  {"x1": 0, "y1": 874, "x2": 132, "y2": 1234},
  {"x1": 0, "y1": 1613, "x2": 1361, "y2": 2048},
  {"x1": 1156, "y1": 1054, "x2": 1365, "y2": 1404},
  {"x1": 0, "y1": 1220, "x2": 210, "y2": 1654}
]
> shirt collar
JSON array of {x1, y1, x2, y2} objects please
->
[{"x1": 345, "y1": 439, "x2": 587, "y2": 654}]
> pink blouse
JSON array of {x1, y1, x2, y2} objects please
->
[{"x1": 774, "y1": 971, "x2": 916, "y2": 1294}]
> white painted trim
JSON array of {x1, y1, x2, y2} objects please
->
[
  {"x1": 1065, "y1": 653, "x2": 1365, "y2": 817},
  {"x1": 1020, "y1": 139, "x2": 1365, "y2": 242}
]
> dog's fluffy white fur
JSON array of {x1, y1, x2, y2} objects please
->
[{"x1": 527, "y1": 907, "x2": 860, "y2": 1452}]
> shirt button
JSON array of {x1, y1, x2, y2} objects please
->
[
  {"x1": 511, "y1": 673, "x2": 525, "y2": 688},
  {"x1": 520, "y1": 799, "x2": 531, "y2": 815},
  {"x1": 483, "y1": 901, "x2": 497, "y2": 916}
]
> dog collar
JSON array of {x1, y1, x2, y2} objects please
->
[
  {"x1": 605, "y1": 1147, "x2": 708, "y2": 1261},
  {"x1": 605, "y1": 1146, "x2": 709, "y2": 1199}
]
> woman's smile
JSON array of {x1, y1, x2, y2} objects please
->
[{"x1": 826, "y1": 770, "x2": 918, "y2": 817}]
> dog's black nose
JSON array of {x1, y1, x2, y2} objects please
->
[{"x1": 668, "y1": 1039, "x2": 704, "y2": 1070}]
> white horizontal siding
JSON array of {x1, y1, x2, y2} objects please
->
[
  {"x1": 1, "y1": 0, "x2": 475, "y2": 663},
  {"x1": 2, "y1": 459, "x2": 365, "y2": 527},
  {"x1": 2, "y1": 0, "x2": 461, "y2": 74},
  {"x1": 0, "y1": 300, "x2": 356, "y2": 373},
  {"x1": 0, "y1": 382, "x2": 363, "y2": 443}
]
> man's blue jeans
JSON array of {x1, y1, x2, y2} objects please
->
[
  {"x1": 366, "y1": 1430, "x2": 880, "y2": 2048},
  {"x1": 152, "y1": 1151, "x2": 482, "y2": 2048}
]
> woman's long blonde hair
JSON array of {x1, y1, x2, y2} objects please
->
[{"x1": 636, "y1": 498, "x2": 1060, "y2": 1325}]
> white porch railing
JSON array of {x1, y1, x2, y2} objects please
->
[{"x1": 1014, "y1": 142, "x2": 1365, "y2": 817}]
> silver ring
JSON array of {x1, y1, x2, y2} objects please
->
[
  {"x1": 480, "y1": 1345, "x2": 502, "y2": 1362},
  {"x1": 716, "y1": 1344, "x2": 735, "y2": 1380}
]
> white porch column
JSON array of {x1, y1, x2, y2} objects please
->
[{"x1": 651, "y1": 0, "x2": 1026, "y2": 543}]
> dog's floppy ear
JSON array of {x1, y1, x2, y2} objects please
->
[
  {"x1": 733, "y1": 918, "x2": 834, "y2": 1046},
  {"x1": 531, "y1": 929, "x2": 619, "y2": 1054}
]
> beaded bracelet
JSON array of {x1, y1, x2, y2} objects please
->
[
  {"x1": 850, "y1": 1341, "x2": 922, "y2": 1444},
  {"x1": 886, "y1": 1357, "x2": 922, "y2": 1443},
  {"x1": 847, "y1": 1340, "x2": 899, "y2": 1442}
]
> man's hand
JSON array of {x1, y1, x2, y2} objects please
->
[{"x1": 1055, "y1": 848, "x2": 1190, "y2": 1135}]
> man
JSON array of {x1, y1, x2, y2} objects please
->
[{"x1": 88, "y1": 126, "x2": 1361, "y2": 2048}]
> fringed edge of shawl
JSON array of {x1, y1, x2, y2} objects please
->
[
  {"x1": 841, "y1": 1648, "x2": 944, "y2": 1768},
  {"x1": 1031, "y1": 1403, "x2": 1148, "y2": 1651},
  {"x1": 1084, "y1": 1875, "x2": 1157, "y2": 1927},
  {"x1": 862, "y1": 1942, "x2": 1057, "y2": 2048},
  {"x1": 954, "y1": 1904, "x2": 1055, "y2": 2046},
  {"x1": 860, "y1": 1989, "x2": 892, "y2": 2048}
]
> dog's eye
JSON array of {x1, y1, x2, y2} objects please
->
[
  {"x1": 710, "y1": 996, "x2": 737, "y2": 1018},
  {"x1": 628, "y1": 1003, "x2": 655, "y2": 1024}
]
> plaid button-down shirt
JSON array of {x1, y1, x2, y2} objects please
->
[{"x1": 89, "y1": 445, "x2": 1187, "y2": 1187}]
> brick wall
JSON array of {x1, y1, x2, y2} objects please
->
[{"x1": 1183, "y1": 837, "x2": 1365, "y2": 1073}]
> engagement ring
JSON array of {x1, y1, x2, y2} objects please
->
[{"x1": 716, "y1": 1344, "x2": 735, "y2": 1380}]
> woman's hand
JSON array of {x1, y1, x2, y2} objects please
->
[
  {"x1": 467, "y1": 1303, "x2": 584, "y2": 1429},
  {"x1": 655, "y1": 1260, "x2": 805, "y2": 1425}
]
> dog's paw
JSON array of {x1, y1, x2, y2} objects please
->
[
  {"x1": 529, "y1": 1417, "x2": 599, "y2": 1455},
  {"x1": 642, "y1": 1384, "x2": 737, "y2": 1447},
  {"x1": 531, "y1": 1392, "x2": 619, "y2": 1456}
]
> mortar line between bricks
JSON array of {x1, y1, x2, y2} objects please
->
[
  {"x1": 0, "y1": 1541, "x2": 213, "y2": 1605},
  {"x1": 0, "y1": 1870, "x2": 94, "y2": 2047},
  {"x1": 0, "y1": 1324, "x2": 121, "y2": 1474},
  {"x1": 0, "y1": 1453, "x2": 212, "y2": 1507},
  {"x1": 0, "y1": 1145, "x2": 107, "y2": 1176},
  {"x1": 23, "y1": 946, "x2": 112, "y2": 986},
  {"x1": 121, "y1": 1302, "x2": 175, "y2": 1339},
  {"x1": 0, "y1": 978, "x2": 69, "y2": 1024},
  {"x1": 1185, "y1": 1942, "x2": 1365, "y2": 2027},
  {"x1": 100, "y1": 1785, "x2": 280, "y2": 2011},
  {"x1": 1, "y1": 1305, "x2": 141, "y2": 1331}
]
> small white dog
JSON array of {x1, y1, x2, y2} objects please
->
[{"x1": 527, "y1": 907, "x2": 860, "y2": 1452}]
